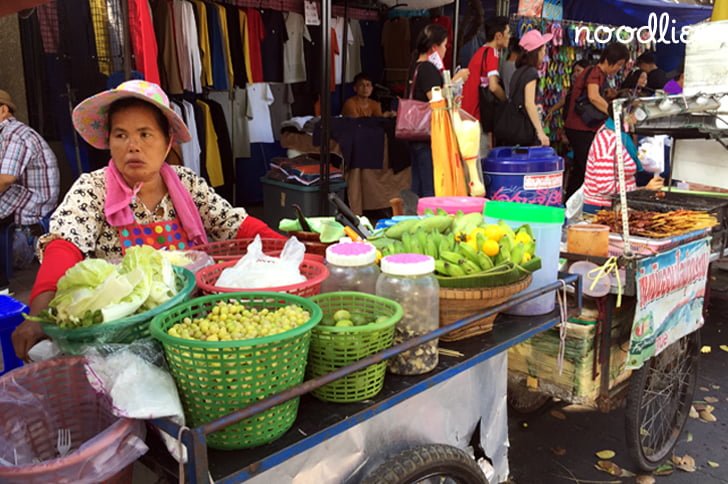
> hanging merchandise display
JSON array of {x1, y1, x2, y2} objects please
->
[{"x1": 518, "y1": 0, "x2": 544, "y2": 18}]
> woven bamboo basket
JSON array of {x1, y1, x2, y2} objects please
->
[{"x1": 439, "y1": 275, "x2": 532, "y2": 342}]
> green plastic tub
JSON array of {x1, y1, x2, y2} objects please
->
[{"x1": 43, "y1": 266, "x2": 196, "y2": 354}]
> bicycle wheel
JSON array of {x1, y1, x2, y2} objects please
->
[
  {"x1": 360, "y1": 444, "x2": 488, "y2": 484},
  {"x1": 625, "y1": 330, "x2": 700, "y2": 471}
]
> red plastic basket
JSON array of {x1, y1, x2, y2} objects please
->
[
  {"x1": 195, "y1": 259, "x2": 330, "y2": 296},
  {"x1": 194, "y1": 238, "x2": 287, "y2": 262}
]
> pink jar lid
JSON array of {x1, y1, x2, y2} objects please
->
[{"x1": 326, "y1": 242, "x2": 376, "y2": 266}]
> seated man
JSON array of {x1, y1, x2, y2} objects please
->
[
  {"x1": 0, "y1": 90, "x2": 60, "y2": 282},
  {"x1": 342, "y1": 73, "x2": 394, "y2": 118}
]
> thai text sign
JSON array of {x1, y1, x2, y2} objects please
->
[{"x1": 628, "y1": 238, "x2": 710, "y2": 369}]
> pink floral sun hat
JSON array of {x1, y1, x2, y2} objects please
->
[{"x1": 72, "y1": 80, "x2": 191, "y2": 149}]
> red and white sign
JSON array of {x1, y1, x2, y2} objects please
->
[{"x1": 523, "y1": 173, "x2": 562, "y2": 191}]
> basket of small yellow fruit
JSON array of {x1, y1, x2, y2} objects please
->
[{"x1": 150, "y1": 292, "x2": 322, "y2": 450}]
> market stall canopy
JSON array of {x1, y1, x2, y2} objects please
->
[
  {"x1": 565, "y1": 0, "x2": 712, "y2": 27},
  {"x1": 379, "y1": 0, "x2": 454, "y2": 10},
  {"x1": 0, "y1": 0, "x2": 52, "y2": 17}
]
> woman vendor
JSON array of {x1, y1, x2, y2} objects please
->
[
  {"x1": 582, "y1": 103, "x2": 664, "y2": 214},
  {"x1": 12, "y1": 80, "x2": 283, "y2": 359}
]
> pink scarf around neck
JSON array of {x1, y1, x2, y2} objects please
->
[{"x1": 104, "y1": 160, "x2": 208, "y2": 245}]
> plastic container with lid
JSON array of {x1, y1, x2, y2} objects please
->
[
  {"x1": 321, "y1": 242, "x2": 380, "y2": 294},
  {"x1": 484, "y1": 147, "x2": 564, "y2": 207},
  {"x1": 484, "y1": 201, "x2": 565, "y2": 316},
  {"x1": 376, "y1": 254, "x2": 439, "y2": 375},
  {"x1": 567, "y1": 224, "x2": 610, "y2": 257}
]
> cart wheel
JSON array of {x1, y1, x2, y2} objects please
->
[
  {"x1": 625, "y1": 330, "x2": 700, "y2": 471},
  {"x1": 507, "y1": 381, "x2": 552, "y2": 416},
  {"x1": 360, "y1": 444, "x2": 488, "y2": 484}
]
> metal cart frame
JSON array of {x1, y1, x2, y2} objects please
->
[{"x1": 145, "y1": 274, "x2": 582, "y2": 483}]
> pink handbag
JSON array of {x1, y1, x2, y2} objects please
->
[{"x1": 395, "y1": 66, "x2": 431, "y2": 141}]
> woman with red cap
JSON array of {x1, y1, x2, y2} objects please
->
[{"x1": 12, "y1": 80, "x2": 283, "y2": 360}]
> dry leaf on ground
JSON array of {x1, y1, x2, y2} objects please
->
[
  {"x1": 686, "y1": 432, "x2": 693, "y2": 443},
  {"x1": 689, "y1": 405, "x2": 699, "y2": 419},
  {"x1": 707, "y1": 461, "x2": 720, "y2": 468},
  {"x1": 711, "y1": 384, "x2": 720, "y2": 390},
  {"x1": 700, "y1": 386, "x2": 710, "y2": 392},
  {"x1": 550, "y1": 409, "x2": 567, "y2": 420},
  {"x1": 595, "y1": 460, "x2": 623, "y2": 476},
  {"x1": 654, "y1": 463, "x2": 674, "y2": 476},
  {"x1": 636, "y1": 475, "x2": 656, "y2": 484},
  {"x1": 596, "y1": 450, "x2": 616, "y2": 459},
  {"x1": 699, "y1": 409, "x2": 718, "y2": 422},
  {"x1": 551, "y1": 446, "x2": 566, "y2": 456},
  {"x1": 672, "y1": 454, "x2": 697, "y2": 473},
  {"x1": 719, "y1": 345, "x2": 728, "y2": 353},
  {"x1": 701, "y1": 345, "x2": 712, "y2": 354},
  {"x1": 705, "y1": 396, "x2": 719, "y2": 403}
]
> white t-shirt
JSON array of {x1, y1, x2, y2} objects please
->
[
  {"x1": 181, "y1": 101, "x2": 202, "y2": 175},
  {"x1": 345, "y1": 19, "x2": 364, "y2": 84},
  {"x1": 246, "y1": 83, "x2": 275, "y2": 144},
  {"x1": 333, "y1": 17, "x2": 353, "y2": 85},
  {"x1": 283, "y1": 12, "x2": 311, "y2": 84}
]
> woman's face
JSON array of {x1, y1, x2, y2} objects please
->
[
  {"x1": 573, "y1": 64, "x2": 585, "y2": 80},
  {"x1": 109, "y1": 104, "x2": 170, "y2": 186},
  {"x1": 638, "y1": 72, "x2": 648, "y2": 88},
  {"x1": 434, "y1": 39, "x2": 447, "y2": 61}
]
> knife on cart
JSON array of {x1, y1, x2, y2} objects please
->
[{"x1": 328, "y1": 193, "x2": 372, "y2": 238}]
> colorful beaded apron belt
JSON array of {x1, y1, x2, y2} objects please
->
[{"x1": 117, "y1": 217, "x2": 196, "y2": 254}]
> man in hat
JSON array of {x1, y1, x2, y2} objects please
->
[{"x1": 0, "y1": 89, "x2": 60, "y2": 289}]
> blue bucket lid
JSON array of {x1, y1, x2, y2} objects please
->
[
  {"x1": 0, "y1": 295, "x2": 28, "y2": 329},
  {"x1": 484, "y1": 146, "x2": 564, "y2": 173}
]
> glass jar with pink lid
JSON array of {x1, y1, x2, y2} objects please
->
[{"x1": 321, "y1": 242, "x2": 380, "y2": 294}]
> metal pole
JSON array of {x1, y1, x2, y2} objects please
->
[
  {"x1": 320, "y1": 0, "x2": 332, "y2": 214},
  {"x1": 120, "y1": 0, "x2": 132, "y2": 80},
  {"x1": 340, "y1": 0, "x2": 349, "y2": 109},
  {"x1": 452, "y1": 0, "x2": 460, "y2": 69}
]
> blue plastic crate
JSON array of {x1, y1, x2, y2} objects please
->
[{"x1": 0, "y1": 295, "x2": 29, "y2": 375}]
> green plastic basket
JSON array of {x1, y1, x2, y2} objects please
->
[
  {"x1": 150, "y1": 292, "x2": 322, "y2": 450},
  {"x1": 308, "y1": 292, "x2": 403, "y2": 403},
  {"x1": 42, "y1": 266, "x2": 196, "y2": 354}
]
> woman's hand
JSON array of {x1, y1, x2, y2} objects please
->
[
  {"x1": 538, "y1": 132, "x2": 551, "y2": 147},
  {"x1": 12, "y1": 320, "x2": 47, "y2": 362},
  {"x1": 453, "y1": 68, "x2": 470, "y2": 83},
  {"x1": 646, "y1": 176, "x2": 664, "y2": 191}
]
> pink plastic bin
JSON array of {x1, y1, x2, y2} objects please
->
[{"x1": 417, "y1": 197, "x2": 486, "y2": 216}]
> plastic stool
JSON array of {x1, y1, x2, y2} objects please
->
[{"x1": 0, "y1": 295, "x2": 28, "y2": 375}]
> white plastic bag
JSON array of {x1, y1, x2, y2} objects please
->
[
  {"x1": 215, "y1": 235, "x2": 306, "y2": 289},
  {"x1": 638, "y1": 135, "x2": 667, "y2": 174},
  {"x1": 565, "y1": 186, "x2": 585, "y2": 224},
  {"x1": 84, "y1": 341, "x2": 187, "y2": 462}
]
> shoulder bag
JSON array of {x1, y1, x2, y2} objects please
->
[
  {"x1": 478, "y1": 47, "x2": 504, "y2": 133},
  {"x1": 574, "y1": 66, "x2": 608, "y2": 128},
  {"x1": 493, "y1": 68, "x2": 536, "y2": 146},
  {"x1": 395, "y1": 65, "x2": 431, "y2": 141}
]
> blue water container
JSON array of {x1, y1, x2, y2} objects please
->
[
  {"x1": 484, "y1": 147, "x2": 564, "y2": 207},
  {"x1": 0, "y1": 296, "x2": 29, "y2": 376}
]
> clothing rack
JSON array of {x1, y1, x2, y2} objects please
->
[{"x1": 222, "y1": 0, "x2": 380, "y2": 21}]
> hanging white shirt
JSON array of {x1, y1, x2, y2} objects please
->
[
  {"x1": 246, "y1": 83, "x2": 275, "y2": 144},
  {"x1": 180, "y1": 101, "x2": 201, "y2": 175},
  {"x1": 181, "y1": 0, "x2": 202, "y2": 93},
  {"x1": 345, "y1": 19, "x2": 364, "y2": 84},
  {"x1": 333, "y1": 16, "x2": 353, "y2": 85},
  {"x1": 283, "y1": 12, "x2": 311, "y2": 84}
]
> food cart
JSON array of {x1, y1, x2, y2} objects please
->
[{"x1": 508, "y1": 21, "x2": 728, "y2": 471}]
